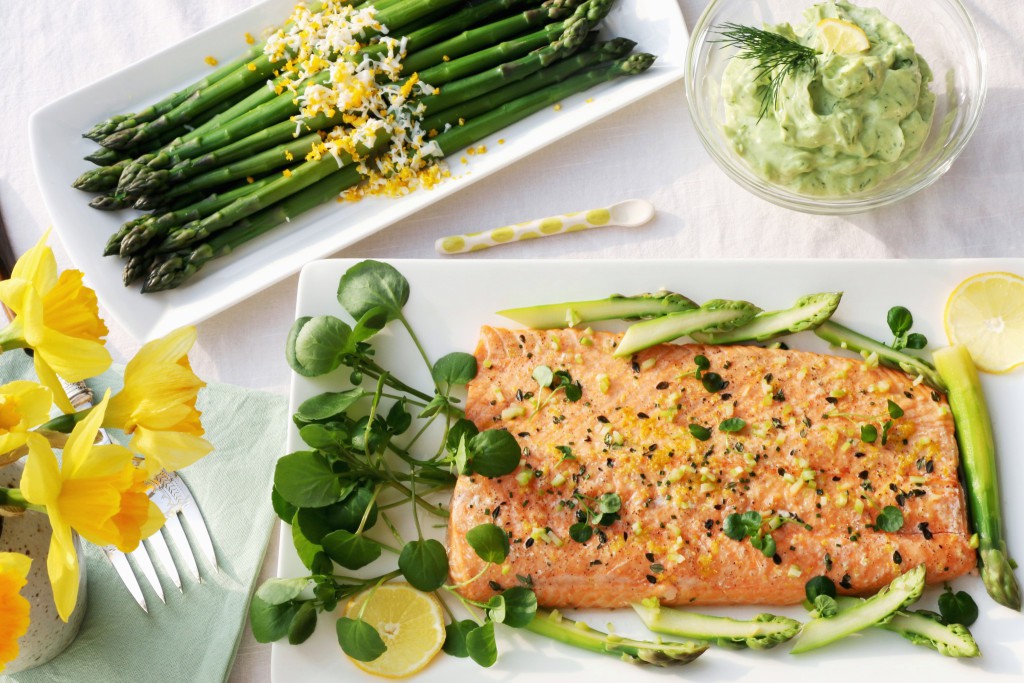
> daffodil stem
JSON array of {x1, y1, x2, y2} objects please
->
[
  {"x1": 40, "y1": 410, "x2": 93, "y2": 434},
  {"x1": 0, "y1": 487, "x2": 47, "y2": 514}
]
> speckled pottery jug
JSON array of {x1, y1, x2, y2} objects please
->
[{"x1": 0, "y1": 460, "x2": 87, "y2": 674}]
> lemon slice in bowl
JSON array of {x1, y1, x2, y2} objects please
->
[
  {"x1": 344, "y1": 583, "x2": 445, "y2": 678},
  {"x1": 944, "y1": 272, "x2": 1024, "y2": 373},
  {"x1": 817, "y1": 18, "x2": 870, "y2": 53}
]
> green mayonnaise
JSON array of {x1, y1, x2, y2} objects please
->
[{"x1": 721, "y1": 1, "x2": 935, "y2": 196}]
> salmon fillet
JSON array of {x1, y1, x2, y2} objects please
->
[{"x1": 448, "y1": 326, "x2": 975, "y2": 608}]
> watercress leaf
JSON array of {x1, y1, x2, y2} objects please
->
[
  {"x1": 290, "y1": 514, "x2": 323, "y2": 570},
  {"x1": 286, "y1": 316, "x2": 313, "y2": 376},
  {"x1": 350, "y1": 415, "x2": 388, "y2": 453},
  {"x1": 499, "y1": 587, "x2": 537, "y2": 628},
  {"x1": 337, "y1": 260, "x2": 410, "y2": 322},
  {"x1": 905, "y1": 333, "x2": 928, "y2": 350},
  {"x1": 468, "y1": 430, "x2": 521, "y2": 478},
  {"x1": 760, "y1": 534, "x2": 777, "y2": 558},
  {"x1": 257, "y1": 577, "x2": 311, "y2": 605},
  {"x1": 719, "y1": 418, "x2": 746, "y2": 433},
  {"x1": 466, "y1": 523, "x2": 510, "y2": 564},
  {"x1": 569, "y1": 522, "x2": 593, "y2": 543},
  {"x1": 532, "y1": 365, "x2": 554, "y2": 389},
  {"x1": 351, "y1": 306, "x2": 390, "y2": 345},
  {"x1": 432, "y1": 352, "x2": 478, "y2": 387},
  {"x1": 887, "y1": 400, "x2": 905, "y2": 419},
  {"x1": 298, "y1": 424, "x2": 344, "y2": 450},
  {"x1": 486, "y1": 594, "x2": 506, "y2": 624},
  {"x1": 418, "y1": 394, "x2": 448, "y2": 418},
  {"x1": 292, "y1": 316, "x2": 352, "y2": 377},
  {"x1": 887, "y1": 306, "x2": 914, "y2": 337},
  {"x1": 446, "y1": 419, "x2": 479, "y2": 454},
  {"x1": 723, "y1": 511, "x2": 762, "y2": 541},
  {"x1": 296, "y1": 389, "x2": 367, "y2": 422},
  {"x1": 597, "y1": 492, "x2": 621, "y2": 514},
  {"x1": 288, "y1": 601, "x2": 318, "y2": 645},
  {"x1": 321, "y1": 530, "x2": 382, "y2": 569},
  {"x1": 386, "y1": 400, "x2": 412, "y2": 435},
  {"x1": 275, "y1": 451, "x2": 342, "y2": 508},
  {"x1": 310, "y1": 552, "x2": 335, "y2": 577},
  {"x1": 860, "y1": 424, "x2": 878, "y2": 443},
  {"x1": 399, "y1": 539, "x2": 449, "y2": 591},
  {"x1": 443, "y1": 620, "x2": 477, "y2": 657},
  {"x1": 701, "y1": 372, "x2": 725, "y2": 393},
  {"x1": 272, "y1": 486, "x2": 298, "y2": 523},
  {"x1": 938, "y1": 589, "x2": 979, "y2": 626},
  {"x1": 875, "y1": 505, "x2": 904, "y2": 532},
  {"x1": 465, "y1": 621, "x2": 498, "y2": 667},
  {"x1": 813, "y1": 594, "x2": 839, "y2": 618},
  {"x1": 336, "y1": 617, "x2": 387, "y2": 662},
  {"x1": 805, "y1": 575, "x2": 837, "y2": 601},
  {"x1": 689, "y1": 424, "x2": 711, "y2": 441},
  {"x1": 564, "y1": 383, "x2": 583, "y2": 402},
  {"x1": 250, "y1": 595, "x2": 301, "y2": 643},
  {"x1": 330, "y1": 484, "x2": 379, "y2": 534},
  {"x1": 454, "y1": 434, "x2": 470, "y2": 475}
]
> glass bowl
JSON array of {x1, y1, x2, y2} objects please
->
[{"x1": 685, "y1": 0, "x2": 987, "y2": 215}]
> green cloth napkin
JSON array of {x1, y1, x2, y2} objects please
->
[{"x1": 0, "y1": 351, "x2": 287, "y2": 683}]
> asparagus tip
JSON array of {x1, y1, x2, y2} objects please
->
[{"x1": 980, "y1": 547, "x2": 1022, "y2": 611}]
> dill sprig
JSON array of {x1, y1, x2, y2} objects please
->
[{"x1": 714, "y1": 22, "x2": 820, "y2": 121}]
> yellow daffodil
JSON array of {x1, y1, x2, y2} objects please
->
[
  {"x1": 0, "y1": 230, "x2": 111, "y2": 413},
  {"x1": 20, "y1": 392, "x2": 163, "y2": 621},
  {"x1": 105, "y1": 326, "x2": 212, "y2": 476},
  {"x1": 0, "y1": 552, "x2": 32, "y2": 672},
  {"x1": 0, "y1": 381, "x2": 52, "y2": 466}
]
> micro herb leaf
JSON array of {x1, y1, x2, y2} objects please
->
[
  {"x1": 336, "y1": 617, "x2": 387, "y2": 662},
  {"x1": 881, "y1": 419, "x2": 894, "y2": 445},
  {"x1": 320, "y1": 530, "x2": 381, "y2": 570},
  {"x1": 274, "y1": 451, "x2": 342, "y2": 508},
  {"x1": 813, "y1": 594, "x2": 839, "y2": 618},
  {"x1": 446, "y1": 419, "x2": 480, "y2": 454},
  {"x1": 724, "y1": 511, "x2": 762, "y2": 541},
  {"x1": 337, "y1": 260, "x2": 409, "y2": 322},
  {"x1": 499, "y1": 587, "x2": 538, "y2": 628},
  {"x1": 860, "y1": 424, "x2": 878, "y2": 443},
  {"x1": 702, "y1": 372, "x2": 725, "y2": 393},
  {"x1": 569, "y1": 522, "x2": 593, "y2": 543},
  {"x1": 287, "y1": 315, "x2": 352, "y2": 377},
  {"x1": 887, "y1": 400, "x2": 905, "y2": 419},
  {"x1": 532, "y1": 365, "x2": 554, "y2": 388},
  {"x1": 875, "y1": 505, "x2": 904, "y2": 533},
  {"x1": 887, "y1": 306, "x2": 914, "y2": 338},
  {"x1": 556, "y1": 445, "x2": 576, "y2": 462},
  {"x1": 465, "y1": 621, "x2": 498, "y2": 667},
  {"x1": 296, "y1": 389, "x2": 368, "y2": 422},
  {"x1": 564, "y1": 383, "x2": 583, "y2": 402},
  {"x1": 597, "y1": 492, "x2": 622, "y2": 515},
  {"x1": 759, "y1": 533, "x2": 776, "y2": 558},
  {"x1": 689, "y1": 423, "x2": 712, "y2": 441},
  {"x1": 905, "y1": 333, "x2": 928, "y2": 350},
  {"x1": 443, "y1": 620, "x2": 477, "y2": 657},
  {"x1": 720, "y1": 418, "x2": 746, "y2": 433},
  {"x1": 288, "y1": 601, "x2": 318, "y2": 645},
  {"x1": 938, "y1": 588, "x2": 979, "y2": 626},
  {"x1": 250, "y1": 595, "x2": 301, "y2": 643},
  {"x1": 466, "y1": 523, "x2": 511, "y2": 564},
  {"x1": 805, "y1": 575, "x2": 837, "y2": 601},
  {"x1": 271, "y1": 486, "x2": 298, "y2": 524},
  {"x1": 695, "y1": 355, "x2": 711, "y2": 371},
  {"x1": 432, "y1": 352, "x2": 478, "y2": 388},
  {"x1": 468, "y1": 430, "x2": 521, "y2": 477},
  {"x1": 399, "y1": 539, "x2": 449, "y2": 591}
]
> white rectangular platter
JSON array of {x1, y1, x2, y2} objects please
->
[
  {"x1": 29, "y1": 0, "x2": 687, "y2": 342},
  {"x1": 273, "y1": 258, "x2": 1024, "y2": 683}
]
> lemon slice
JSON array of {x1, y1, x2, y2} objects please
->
[
  {"x1": 944, "y1": 272, "x2": 1024, "y2": 374},
  {"x1": 344, "y1": 583, "x2": 445, "y2": 678},
  {"x1": 817, "y1": 18, "x2": 870, "y2": 54}
]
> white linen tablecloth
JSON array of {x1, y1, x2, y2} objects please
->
[{"x1": 1, "y1": 1, "x2": 1022, "y2": 680}]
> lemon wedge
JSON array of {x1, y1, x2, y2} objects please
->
[
  {"x1": 944, "y1": 272, "x2": 1024, "y2": 374},
  {"x1": 344, "y1": 583, "x2": 445, "y2": 678},
  {"x1": 817, "y1": 18, "x2": 870, "y2": 54}
]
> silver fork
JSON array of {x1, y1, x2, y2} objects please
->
[{"x1": 60, "y1": 378, "x2": 218, "y2": 613}]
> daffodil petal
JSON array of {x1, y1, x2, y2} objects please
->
[
  {"x1": 61, "y1": 391, "x2": 111, "y2": 475},
  {"x1": 34, "y1": 327, "x2": 111, "y2": 382},
  {"x1": 10, "y1": 229, "x2": 58, "y2": 296},
  {"x1": 0, "y1": 552, "x2": 32, "y2": 671},
  {"x1": 20, "y1": 433, "x2": 61, "y2": 507},
  {"x1": 46, "y1": 524, "x2": 80, "y2": 623},
  {"x1": 132, "y1": 428, "x2": 213, "y2": 474},
  {"x1": 131, "y1": 326, "x2": 197, "y2": 368},
  {"x1": 32, "y1": 355, "x2": 74, "y2": 414}
]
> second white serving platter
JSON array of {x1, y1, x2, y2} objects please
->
[
  {"x1": 29, "y1": 0, "x2": 687, "y2": 341},
  {"x1": 273, "y1": 258, "x2": 1024, "y2": 683}
]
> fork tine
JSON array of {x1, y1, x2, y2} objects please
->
[
  {"x1": 178, "y1": 489, "x2": 218, "y2": 572},
  {"x1": 103, "y1": 546, "x2": 148, "y2": 613},
  {"x1": 146, "y1": 528, "x2": 183, "y2": 592},
  {"x1": 163, "y1": 512, "x2": 202, "y2": 583},
  {"x1": 130, "y1": 545, "x2": 165, "y2": 603}
]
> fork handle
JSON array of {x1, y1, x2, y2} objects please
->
[{"x1": 58, "y1": 378, "x2": 94, "y2": 410}]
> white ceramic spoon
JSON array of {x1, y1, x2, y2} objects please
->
[{"x1": 434, "y1": 198, "x2": 655, "y2": 255}]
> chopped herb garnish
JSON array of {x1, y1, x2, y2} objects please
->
[
  {"x1": 860, "y1": 424, "x2": 877, "y2": 443},
  {"x1": 874, "y1": 505, "x2": 904, "y2": 532},
  {"x1": 702, "y1": 372, "x2": 725, "y2": 393},
  {"x1": 689, "y1": 424, "x2": 712, "y2": 441},
  {"x1": 719, "y1": 418, "x2": 746, "y2": 433}
]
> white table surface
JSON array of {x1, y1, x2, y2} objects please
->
[{"x1": 1, "y1": 1, "x2": 1021, "y2": 680}]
